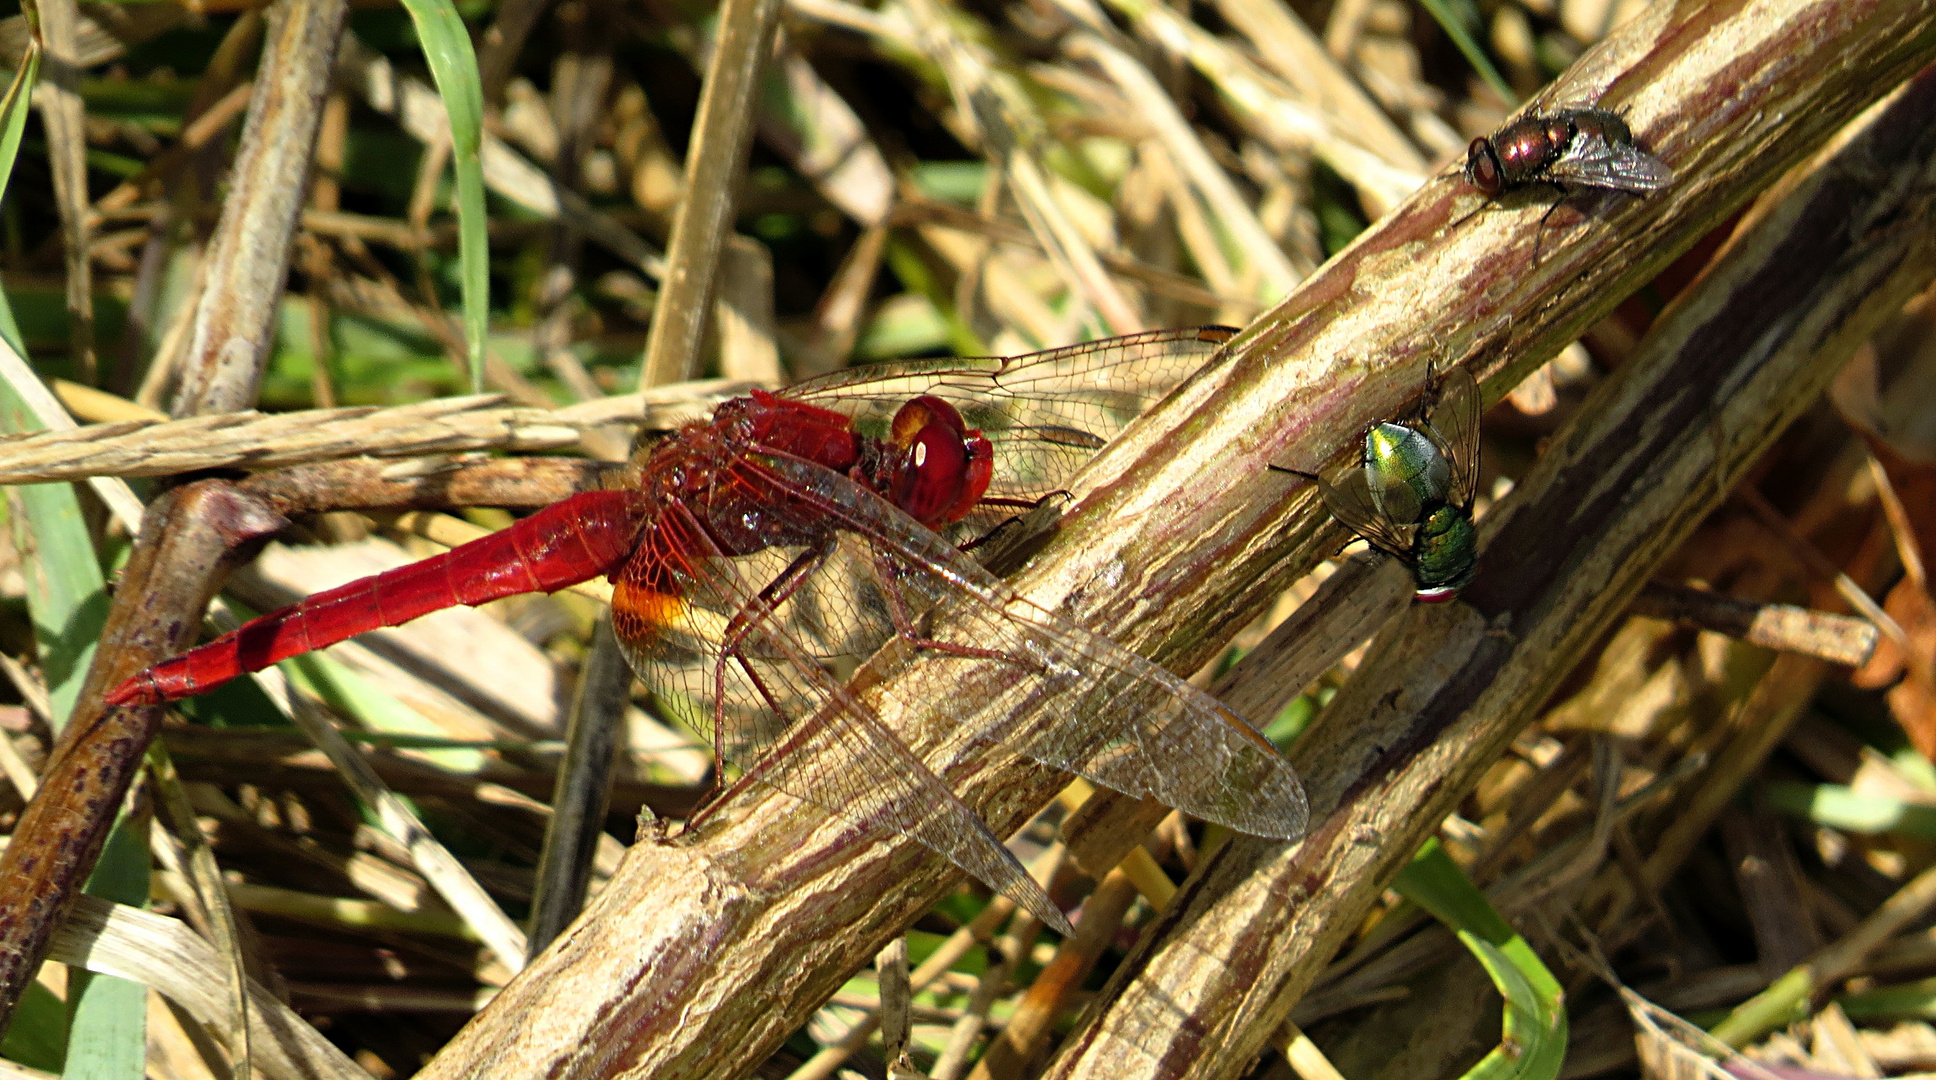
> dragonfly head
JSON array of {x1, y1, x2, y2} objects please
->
[{"x1": 886, "y1": 396, "x2": 995, "y2": 527}]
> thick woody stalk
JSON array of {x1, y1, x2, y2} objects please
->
[
  {"x1": 0, "y1": 483, "x2": 286, "y2": 1028},
  {"x1": 414, "y1": 1, "x2": 1936, "y2": 1077}
]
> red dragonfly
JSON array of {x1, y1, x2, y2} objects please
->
[{"x1": 109, "y1": 327, "x2": 1308, "y2": 933}]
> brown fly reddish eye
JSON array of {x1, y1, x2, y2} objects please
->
[{"x1": 1464, "y1": 138, "x2": 1503, "y2": 195}]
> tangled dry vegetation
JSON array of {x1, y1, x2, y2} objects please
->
[{"x1": 0, "y1": 0, "x2": 1934, "y2": 1076}]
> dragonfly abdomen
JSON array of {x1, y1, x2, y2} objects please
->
[{"x1": 106, "y1": 489, "x2": 650, "y2": 705}]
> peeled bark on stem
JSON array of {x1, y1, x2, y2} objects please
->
[
  {"x1": 234, "y1": 456, "x2": 621, "y2": 516},
  {"x1": 1631, "y1": 581, "x2": 1878, "y2": 667},
  {"x1": 414, "y1": 2, "x2": 1936, "y2": 1078}
]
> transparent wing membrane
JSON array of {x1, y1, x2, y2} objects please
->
[
  {"x1": 610, "y1": 502, "x2": 1071, "y2": 934},
  {"x1": 749, "y1": 452, "x2": 1310, "y2": 841},
  {"x1": 606, "y1": 328, "x2": 1296, "y2": 931},
  {"x1": 1318, "y1": 466, "x2": 1418, "y2": 558},
  {"x1": 1428, "y1": 369, "x2": 1485, "y2": 508},
  {"x1": 787, "y1": 327, "x2": 1236, "y2": 503},
  {"x1": 1548, "y1": 133, "x2": 1673, "y2": 191}
]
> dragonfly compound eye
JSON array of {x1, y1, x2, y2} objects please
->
[{"x1": 888, "y1": 396, "x2": 991, "y2": 526}]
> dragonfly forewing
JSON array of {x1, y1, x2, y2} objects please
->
[{"x1": 750, "y1": 452, "x2": 1311, "y2": 844}]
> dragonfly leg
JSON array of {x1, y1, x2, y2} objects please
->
[
  {"x1": 717, "y1": 543, "x2": 834, "y2": 668},
  {"x1": 684, "y1": 769, "x2": 764, "y2": 831},
  {"x1": 869, "y1": 546, "x2": 1034, "y2": 668},
  {"x1": 956, "y1": 494, "x2": 1066, "y2": 554},
  {"x1": 683, "y1": 543, "x2": 841, "y2": 832},
  {"x1": 683, "y1": 647, "x2": 805, "y2": 833}
]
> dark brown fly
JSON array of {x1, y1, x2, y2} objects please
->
[
  {"x1": 1465, "y1": 106, "x2": 1672, "y2": 195},
  {"x1": 1460, "y1": 106, "x2": 1672, "y2": 257}
]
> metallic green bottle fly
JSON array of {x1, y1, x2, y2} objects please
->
[{"x1": 1302, "y1": 369, "x2": 1483, "y2": 602}]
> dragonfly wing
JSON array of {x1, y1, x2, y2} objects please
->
[
  {"x1": 785, "y1": 327, "x2": 1236, "y2": 504},
  {"x1": 1547, "y1": 134, "x2": 1673, "y2": 191},
  {"x1": 1426, "y1": 369, "x2": 1484, "y2": 508},
  {"x1": 745, "y1": 451, "x2": 1310, "y2": 843},
  {"x1": 607, "y1": 503, "x2": 1071, "y2": 934},
  {"x1": 1319, "y1": 466, "x2": 1419, "y2": 557}
]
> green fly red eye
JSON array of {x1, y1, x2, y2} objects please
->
[{"x1": 887, "y1": 396, "x2": 994, "y2": 527}]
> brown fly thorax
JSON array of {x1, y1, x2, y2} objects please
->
[{"x1": 1492, "y1": 116, "x2": 1567, "y2": 185}]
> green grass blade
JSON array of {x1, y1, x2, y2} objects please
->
[
  {"x1": 397, "y1": 0, "x2": 488, "y2": 392},
  {"x1": 65, "y1": 814, "x2": 152, "y2": 1080},
  {"x1": 1838, "y1": 973, "x2": 1936, "y2": 1022},
  {"x1": 1394, "y1": 839, "x2": 1566, "y2": 1080},
  {"x1": 0, "y1": 43, "x2": 39, "y2": 358},
  {"x1": 0, "y1": 979, "x2": 67, "y2": 1071},
  {"x1": 1413, "y1": 0, "x2": 1517, "y2": 107}
]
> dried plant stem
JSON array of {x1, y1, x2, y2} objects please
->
[
  {"x1": 237, "y1": 456, "x2": 619, "y2": 516},
  {"x1": 249, "y1": 669, "x2": 531, "y2": 971},
  {"x1": 526, "y1": 616, "x2": 632, "y2": 956},
  {"x1": 0, "y1": 397, "x2": 573, "y2": 482},
  {"x1": 146, "y1": 744, "x2": 253, "y2": 1080},
  {"x1": 637, "y1": 0, "x2": 783, "y2": 389},
  {"x1": 171, "y1": 0, "x2": 348, "y2": 415},
  {"x1": 1632, "y1": 582, "x2": 1878, "y2": 667},
  {"x1": 1711, "y1": 858, "x2": 1936, "y2": 1046},
  {"x1": 963, "y1": 867, "x2": 1141, "y2": 1080},
  {"x1": 47, "y1": 895, "x2": 368, "y2": 1080},
  {"x1": 410, "y1": 4, "x2": 1936, "y2": 1078},
  {"x1": 784, "y1": 856, "x2": 1045, "y2": 1080},
  {"x1": 0, "y1": 379, "x2": 750, "y2": 486},
  {"x1": 0, "y1": 482, "x2": 285, "y2": 1026},
  {"x1": 35, "y1": 0, "x2": 95, "y2": 383}
]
